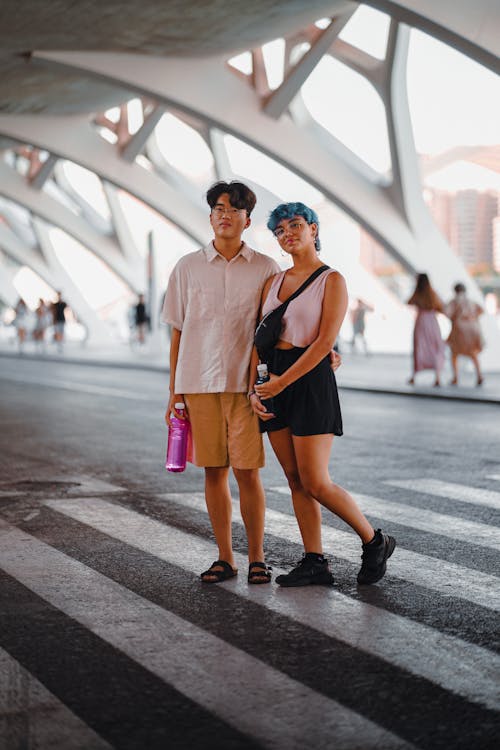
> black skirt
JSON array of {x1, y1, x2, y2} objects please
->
[{"x1": 259, "y1": 347, "x2": 343, "y2": 437}]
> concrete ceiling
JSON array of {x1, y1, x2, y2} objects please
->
[
  {"x1": 0, "y1": 0, "x2": 353, "y2": 114},
  {"x1": 1, "y1": 1, "x2": 498, "y2": 117}
]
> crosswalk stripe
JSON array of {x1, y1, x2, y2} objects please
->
[
  {"x1": 355, "y1": 493, "x2": 500, "y2": 551},
  {"x1": 0, "y1": 646, "x2": 111, "y2": 750},
  {"x1": 268, "y1": 486, "x2": 500, "y2": 552},
  {"x1": 385, "y1": 478, "x2": 500, "y2": 511},
  {"x1": 166, "y1": 490, "x2": 500, "y2": 613},
  {"x1": 0, "y1": 518, "x2": 412, "y2": 750},
  {"x1": 45, "y1": 497, "x2": 500, "y2": 712}
]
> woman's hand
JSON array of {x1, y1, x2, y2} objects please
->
[
  {"x1": 249, "y1": 393, "x2": 275, "y2": 420},
  {"x1": 165, "y1": 394, "x2": 188, "y2": 427},
  {"x1": 254, "y1": 372, "x2": 284, "y2": 400},
  {"x1": 329, "y1": 349, "x2": 342, "y2": 371}
]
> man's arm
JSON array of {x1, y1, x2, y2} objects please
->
[{"x1": 165, "y1": 327, "x2": 186, "y2": 426}]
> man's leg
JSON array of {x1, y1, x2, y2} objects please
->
[
  {"x1": 184, "y1": 394, "x2": 236, "y2": 581},
  {"x1": 232, "y1": 468, "x2": 265, "y2": 563},
  {"x1": 201, "y1": 466, "x2": 237, "y2": 581}
]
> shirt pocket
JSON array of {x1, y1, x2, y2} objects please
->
[
  {"x1": 187, "y1": 288, "x2": 218, "y2": 320},
  {"x1": 236, "y1": 288, "x2": 258, "y2": 312}
]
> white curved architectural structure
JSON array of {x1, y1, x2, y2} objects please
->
[{"x1": 0, "y1": 1, "x2": 498, "y2": 361}]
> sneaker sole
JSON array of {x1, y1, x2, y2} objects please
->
[
  {"x1": 276, "y1": 572, "x2": 335, "y2": 588},
  {"x1": 357, "y1": 536, "x2": 396, "y2": 585}
]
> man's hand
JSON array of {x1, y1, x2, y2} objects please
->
[
  {"x1": 249, "y1": 393, "x2": 275, "y2": 421},
  {"x1": 165, "y1": 393, "x2": 188, "y2": 427}
]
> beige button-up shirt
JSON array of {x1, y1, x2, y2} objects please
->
[{"x1": 162, "y1": 242, "x2": 280, "y2": 394}]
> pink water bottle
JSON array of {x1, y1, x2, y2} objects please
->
[{"x1": 166, "y1": 402, "x2": 190, "y2": 473}]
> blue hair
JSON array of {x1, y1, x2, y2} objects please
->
[{"x1": 267, "y1": 202, "x2": 321, "y2": 252}]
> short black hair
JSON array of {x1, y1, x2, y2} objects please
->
[{"x1": 206, "y1": 181, "x2": 256, "y2": 216}]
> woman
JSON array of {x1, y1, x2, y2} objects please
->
[
  {"x1": 14, "y1": 298, "x2": 28, "y2": 351},
  {"x1": 250, "y1": 202, "x2": 395, "y2": 587},
  {"x1": 445, "y1": 282, "x2": 484, "y2": 386},
  {"x1": 407, "y1": 273, "x2": 445, "y2": 387}
]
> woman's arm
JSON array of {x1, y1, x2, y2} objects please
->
[
  {"x1": 249, "y1": 275, "x2": 278, "y2": 418},
  {"x1": 255, "y1": 272, "x2": 348, "y2": 399},
  {"x1": 258, "y1": 275, "x2": 276, "y2": 318}
]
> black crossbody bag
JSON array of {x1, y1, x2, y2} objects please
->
[{"x1": 254, "y1": 265, "x2": 330, "y2": 358}]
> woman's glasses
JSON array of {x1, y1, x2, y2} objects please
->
[{"x1": 273, "y1": 220, "x2": 306, "y2": 239}]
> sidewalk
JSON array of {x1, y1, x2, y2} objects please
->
[{"x1": 1, "y1": 339, "x2": 499, "y2": 405}]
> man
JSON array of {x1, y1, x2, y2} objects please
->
[
  {"x1": 162, "y1": 181, "x2": 280, "y2": 584},
  {"x1": 134, "y1": 294, "x2": 149, "y2": 345},
  {"x1": 52, "y1": 292, "x2": 67, "y2": 352}
]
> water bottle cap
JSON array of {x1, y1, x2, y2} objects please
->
[
  {"x1": 257, "y1": 364, "x2": 268, "y2": 374},
  {"x1": 174, "y1": 402, "x2": 185, "y2": 409}
]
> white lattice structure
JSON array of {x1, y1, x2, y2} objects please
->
[{"x1": 0, "y1": 1, "x2": 499, "y2": 359}]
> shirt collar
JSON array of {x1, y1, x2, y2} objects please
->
[{"x1": 205, "y1": 241, "x2": 253, "y2": 263}]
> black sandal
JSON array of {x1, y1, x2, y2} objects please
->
[
  {"x1": 248, "y1": 561, "x2": 272, "y2": 585},
  {"x1": 200, "y1": 560, "x2": 237, "y2": 584}
]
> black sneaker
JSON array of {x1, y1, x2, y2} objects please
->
[
  {"x1": 276, "y1": 555, "x2": 334, "y2": 587},
  {"x1": 357, "y1": 529, "x2": 396, "y2": 585}
]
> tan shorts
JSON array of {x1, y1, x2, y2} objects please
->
[{"x1": 184, "y1": 393, "x2": 264, "y2": 469}]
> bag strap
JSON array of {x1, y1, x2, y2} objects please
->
[{"x1": 281, "y1": 264, "x2": 330, "y2": 308}]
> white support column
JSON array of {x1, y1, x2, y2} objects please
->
[
  {"x1": 121, "y1": 104, "x2": 166, "y2": 163},
  {"x1": 30, "y1": 154, "x2": 58, "y2": 190},
  {"x1": 264, "y1": 12, "x2": 355, "y2": 119},
  {"x1": 0, "y1": 223, "x2": 57, "y2": 288},
  {"x1": 102, "y1": 181, "x2": 145, "y2": 278},
  {"x1": 32, "y1": 218, "x2": 113, "y2": 344},
  {"x1": 0, "y1": 161, "x2": 140, "y2": 292},
  {"x1": 208, "y1": 128, "x2": 233, "y2": 180},
  {"x1": 0, "y1": 251, "x2": 21, "y2": 308}
]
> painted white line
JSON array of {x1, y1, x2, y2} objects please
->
[
  {"x1": 354, "y1": 493, "x2": 500, "y2": 551},
  {"x1": 486, "y1": 475, "x2": 500, "y2": 482},
  {"x1": 171, "y1": 489, "x2": 500, "y2": 613},
  {"x1": 46, "y1": 496, "x2": 500, "y2": 712},
  {"x1": 385, "y1": 478, "x2": 500, "y2": 512},
  {"x1": 0, "y1": 518, "x2": 411, "y2": 750},
  {"x1": 0, "y1": 373, "x2": 157, "y2": 401},
  {"x1": 0, "y1": 646, "x2": 111, "y2": 750}
]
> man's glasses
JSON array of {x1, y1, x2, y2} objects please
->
[
  {"x1": 211, "y1": 206, "x2": 246, "y2": 217},
  {"x1": 273, "y1": 220, "x2": 306, "y2": 239}
]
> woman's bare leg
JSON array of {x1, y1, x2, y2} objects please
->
[
  {"x1": 292, "y1": 434, "x2": 374, "y2": 543},
  {"x1": 470, "y1": 353, "x2": 483, "y2": 384},
  {"x1": 268, "y1": 428, "x2": 323, "y2": 552}
]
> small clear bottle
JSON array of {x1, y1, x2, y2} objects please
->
[
  {"x1": 166, "y1": 402, "x2": 190, "y2": 473},
  {"x1": 255, "y1": 363, "x2": 275, "y2": 414}
]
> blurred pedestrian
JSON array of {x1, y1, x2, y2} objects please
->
[
  {"x1": 407, "y1": 273, "x2": 444, "y2": 387},
  {"x1": 52, "y1": 292, "x2": 67, "y2": 352},
  {"x1": 33, "y1": 298, "x2": 50, "y2": 350},
  {"x1": 134, "y1": 294, "x2": 149, "y2": 345},
  {"x1": 445, "y1": 282, "x2": 484, "y2": 386},
  {"x1": 350, "y1": 298, "x2": 373, "y2": 354},
  {"x1": 14, "y1": 298, "x2": 28, "y2": 352}
]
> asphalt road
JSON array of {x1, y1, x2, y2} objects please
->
[{"x1": 0, "y1": 357, "x2": 499, "y2": 749}]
